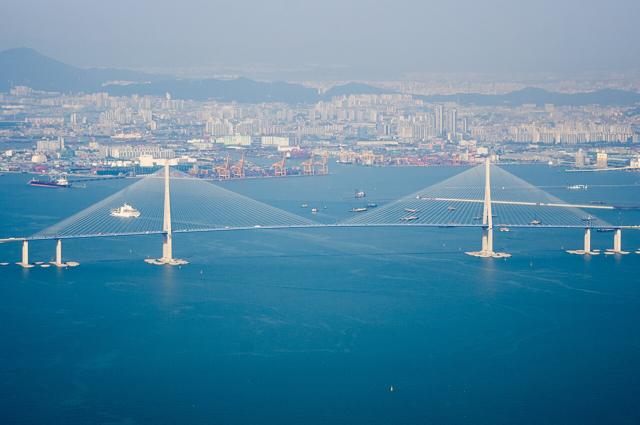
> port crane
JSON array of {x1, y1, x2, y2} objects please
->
[
  {"x1": 230, "y1": 153, "x2": 245, "y2": 178},
  {"x1": 315, "y1": 151, "x2": 329, "y2": 175},
  {"x1": 272, "y1": 153, "x2": 287, "y2": 177},
  {"x1": 301, "y1": 156, "x2": 315, "y2": 175},
  {"x1": 215, "y1": 155, "x2": 231, "y2": 180}
]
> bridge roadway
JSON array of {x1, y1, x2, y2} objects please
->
[
  {"x1": 419, "y1": 197, "x2": 616, "y2": 210},
  {"x1": 2, "y1": 222, "x2": 640, "y2": 243}
]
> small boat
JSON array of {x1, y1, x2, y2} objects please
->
[
  {"x1": 301, "y1": 203, "x2": 308, "y2": 208},
  {"x1": 499, "y1": 227, "x2": 510, "y2": 232},
  {"x1": 355, "y1": 190, "x2": 366, "y2": 198},
  {"x1": 473, "y1": 216, "x2": 482, "y2": 221},
  {"x1": 582, "y1": 215, "x2": 594, "y2": 222},
  {"x1": 447, "y1": 206, "x2": 456, "y2": 211},
  {"x1": 404, "y1": 208, "x2": 418, "y2": 213},
  {"x1": 350, "y1": 207, "x2": 368, "y2": 213},
  {"x1": 311, "y1": 207, "x2": 318, "y2": 214},
  {"x1": 401, "y1": 215, "x2": 418, "y2": 221},
  {"x1": 110, "y1": 203, "x2": 141, "y2": 218},
  {"x1": 367, "y1": 203, "x2": 378, "y2": 208},
  {"x1": 530, "y1": 219, "x2": 541, "y2": 225},
  {"x1": 597, "y1": 228, "x2": 615, "y2": 233}
]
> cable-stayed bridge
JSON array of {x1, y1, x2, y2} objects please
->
[{"x1": 2, "y1": 160, "x2": 639, "y2": 267}]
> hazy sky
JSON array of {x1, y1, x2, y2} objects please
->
[{"x1": 1, "y1": 0, "x2": 639, "y2": 77}]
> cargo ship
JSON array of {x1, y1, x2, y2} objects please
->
[{"x1": 28, "y1": 176, "x2": 71, "y2": 188}]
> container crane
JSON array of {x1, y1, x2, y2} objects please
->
[
  {"x1": 272, "y1": 153, "x2": 287, "y2": 177},
  {"x1": 230, "y1": 153, "x2": 245, "y2": 178},
  {"x1": 215, "y1": 155, "x2": 231, "y2": 179}
]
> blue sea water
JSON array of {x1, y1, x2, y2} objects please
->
[{"x1": 1, "y1": 164, "x2": 640, "y2": 425}]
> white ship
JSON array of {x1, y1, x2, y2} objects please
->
[{"x1": 110, "y1": 203, "x2": 141, "y2": 218}]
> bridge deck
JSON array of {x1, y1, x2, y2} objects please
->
[{"x1": 2, "y1": 223, "x2": 639, "y2": 243}]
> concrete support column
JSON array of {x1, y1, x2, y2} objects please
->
[
  {"x1": 162, "y1": 232, "x2": 172, "y2": 262},
  {"x1": 614, "y1": 229, "x2": 622, "y2": 252},
  {"x1": 55, "y1": 239, "x2": 62, "y2": 266},
  {"x1": 481, "y1": 228, "x2": 488, "y2": 252},
  {"x1": 583, "y1": 228, "x2": 591, "y2": 253},
  {"x1": 486, "y1": 226, "x2": 494, "y2": 254},
  {"x1": 22, "y1": 240, "x2": 29, "y2": 265},
  {"x1": 17, "y1": 240, "x2": 33, "y2": 268},
  {"x1": 605, "y1": 228, "x2": 628, "y2": 255}
]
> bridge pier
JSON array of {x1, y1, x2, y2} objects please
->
[
  {"x1": 467, "y1": 226, "x2": 510, "y2": 258},
  {"x1": 16, "y1": 240, "x2": 34, "y2": 268},
  {"x1": 567, "y1": 228, "x2": 600, "y2": 255},
  {"x1": 55, "y1": 239, "x2": 62, "y2": 266},
  {"x1": 50, "y1": 239, "x2": 79, "y2": 267},
  {"x1": 605, "y1": 228, "x2": 629, "y2": 255}
]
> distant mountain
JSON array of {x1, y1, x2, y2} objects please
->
[
  {"x1": 420, "y1": 87, "x2": 640, "y2": 107},
  {"x1": 4, "y1": 48, "x2": 636, "y2": 106},
  {"x1": 0, "y1": 48, "x2": 390, "y2": 103},
  {"x1": 323, "y1": 82, "x2": 389, "y2": 98},
  {"x1": 0, "y1": 47, "x2": 154, "y2": 93}
]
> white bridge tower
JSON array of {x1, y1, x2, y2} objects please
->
[
  {"x1": 466, "y1": 158, "x2": 511, "y2": 258},
  {"x1": 145, "y1": 160, "x2": 188, "y2": 266}
]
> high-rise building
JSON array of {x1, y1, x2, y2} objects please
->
[
  {"x1": 435, "y1": 105, "x2": 444, "y2": 137},
  {"x1": 216, "y1": 135, "x2": 252, "y2": 146},
  {"x1": 36, "y1": 137, "x2": 64, "y2": 152},
  {"x1": 447, "y1": 109, "x2": 458, "y2": 135},
  {"x1": 261, "y1": 136, "x2": 289, "y2": 148},
  {"x1": 575, "y1": 149, "x2": 586, "y2": 168},
  {"x1": 596, "y1": 151, "x2": 608, "y2": 169}
]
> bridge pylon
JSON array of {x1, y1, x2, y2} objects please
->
[
  {"x1": 466, "y1": 158, "x2": 511, "y2": 258},
  {"x1": 145, "y1": 160, "x2": 188, "y2": 266}
]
